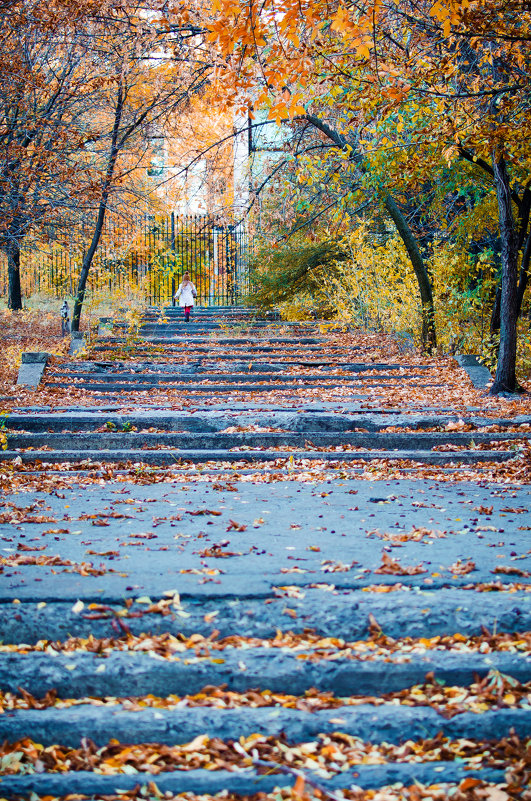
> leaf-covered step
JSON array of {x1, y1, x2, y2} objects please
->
[
  {"x1": 0, "y1": 448, "x2": 517, "y2": 464},
  {"x1": 0, "y1": 646, "x2": 529, "y2": 698},
  {"x1": 0, "y1": 764, "x2": 510, "y2": 800},
  {"x1": 6, "y1": 431, "x2": 529, "y2": 451},
  {"x1": 1, "y1": 588, "x2": 529, "y2": 644},
  {"x1": 2, "y1": 668, "x2": 528, "y2": 717},
  {"x1": 4, "y1": 410, "x2": 530, "y2": 432},
  {"x1": 1, "y1": 698, "x2": 530, "y2": 748},
  {"x1": 0, "y1": 731, "x2": 526, "y2": 777}
]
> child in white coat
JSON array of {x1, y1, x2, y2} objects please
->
[{"x1": 175, "y1": 272, "x2": 197, "y2": 322}]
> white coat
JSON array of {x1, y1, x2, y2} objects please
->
[{"x1": 176, "y1": 281, "x2": 196, "y2": 307}]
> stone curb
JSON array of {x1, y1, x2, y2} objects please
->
[
  {"x1": 0, "y1": 701, "x2": 529, "y2": 749},
  {"x1": 20, "y1": 352, "x2": 49, "y2": 364},
  {"x1": 45, "y1": 380, "x2": 375, "y2": 392},
  {"x1": 0, "y1": 448, "x2": 517, "y2": 464},
  {"x1": 0, "y1": 649, "x2": 528, "y2": 699},
  {"x1": 48, "y1": 371, "x2": 429, "y2": 383},
  {"x1": 455, "y1": 356, "x2": 493, "y2": 391},
  {"x1": 139, "y1": 323, "x2": 311, "y2": 330},
  {"x1": 142, "y1": 337, "x2": 326, "y2": 344},
  {"x1": 67, "y1": 361, "x2": 433, "y2": 372},
  {"x1": 16, "y1": 353, "x2": 49, "y2": 389},
  {"x1": 3, "y1": 411, "x2": 531, "y2": 432},
  {"x1": 1, "y1": 589, "x2": 529, "y2": 645},
  {"x1": 2, "y1": 569, "x2": 528, "y2": 602},
  {"x1": 5, "y1": 431, "x2": 529, "y2": 451},
  {"x1": 69, "y1": 333, "x2": 86, "y2": 357},
  {"x1": 0, "y1": 764, "x2": 507, "y2": 798},
  {"x1": 95, "y1": 342, "x2": 337, "y2": 351}
]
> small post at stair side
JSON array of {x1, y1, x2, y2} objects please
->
[
  {"x1": 69, "y1": 332, "x2": 86, "y2": 356},
  {"x1": 60, "y1": 300, "x2": 70, "y2": 336},
  {"x1": 455, "y1": 354, "x2": 492, "y2": 390},
  {"x1": 16, "y1": 352, "x2": 49, "y2": 388}
]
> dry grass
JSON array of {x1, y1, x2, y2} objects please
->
[{"x1": 0, "y1": 309, "x2": 70, "y2": 396}]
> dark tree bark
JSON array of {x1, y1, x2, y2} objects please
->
[
  {"x1": 6, "y1": 238, "x2": 22, "y2": 310},
  {"x1": 490, "y1": 186, "x2": 530, "y2": 335},
  {"x1": 516, "y1": 229, "x2": 531, "y2": 315},
  {"x1": 383, "y1": 194, "x2": 436, "y2": 354},
  {"x1": 490, "y1": 284, "x2": 502, "y2": 335},
  {"x1": 71, "y1": 85, "x2": 124, "y2": 333},
  {"x1": 490, "y1": 153, "x2": 520, "y2": 395}
]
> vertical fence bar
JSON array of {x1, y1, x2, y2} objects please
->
[
  {"x1": 0, "y1": 213, "x2": 249, "y2": 309},
  {"x1": 170, "y1": 212, "x2": 176, "y2": 306}
]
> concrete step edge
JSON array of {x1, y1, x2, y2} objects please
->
[
  {"x1": 0, "y1": 704, "x2": 529, "y2": 748},
  {"x1": 0, "y1": 649, "x2": 528, "y2": 698},
  {"x1": 0, "y1": 763, "x2": 507, "y2": 799},
  {"x1": 6, "y1": 433, "x2": 528, "y2": 448},
  {"x1": 1, "y1": 588, "x2": 529, "y2": 644},
  {"x1": 0, "y1": 448, "x2": 517, "y2": 464}
]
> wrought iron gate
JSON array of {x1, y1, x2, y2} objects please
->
[
  {"x1": 0, "y1": 214, "x2": 251, "y2": 306},
  {"x1": 145, "y1": 214, "x2": 251, "y2": 306}
]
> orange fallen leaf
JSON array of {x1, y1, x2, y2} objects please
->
[
  {"x1": 226, "y1": 519, "x2": 247, "y2": 532},
  {"x1": 293, "y1": 774, "x2": 305, "y2": 798}
]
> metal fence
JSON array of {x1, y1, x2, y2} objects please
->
[{"x1": 0, "y1": 214, "x2": 251, "y2": 307}]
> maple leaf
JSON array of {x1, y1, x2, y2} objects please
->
[
  {"x1": 375, "y1": 551, "x2": 426, "y2": 575},
  {"x1": 226, "y1": 519, "x2": 247, "y2": 531},
  {"x1": 448, "y1": 559, "x2": 476, "y2": 575}
]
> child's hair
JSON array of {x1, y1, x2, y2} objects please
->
[{"x1": 183, "y1": 271, "x2": 191, "y2": 282}]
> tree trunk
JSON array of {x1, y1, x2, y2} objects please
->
[
  {"x1": 71, "y1": 84, "x2": 124, "y2": 332},
  {"x1": 384, "y1": 194, "x2": 437, "y2": 354},
  {"x1": 490, "y1": 188, "x2": 530, "y2": 335},
  {"x1": 516, "y1": 229, "x2": 531, "y2": 316},
  {"x1": 71, "y1": 202, "x2": 108, "y2": 332},
  {"x1": 490, "y1": 154, "x2": 519, "y2": 395},
  {"x1": 490, "y1": 284, "x2": 501, "y2": 335},
  {"x1": 6, "y1": 239, "x2": 23, "y2": 310}
]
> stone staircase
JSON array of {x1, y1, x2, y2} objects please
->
[
  {"x1": 2, "y1": 306, "x2": 530, "y2": 467},
  {"x1": 0, "y1": 306, "x2": 529, "y2": 799},
  {"x1": 1, "y1": 408, "x2": 529, "y2": 466}
]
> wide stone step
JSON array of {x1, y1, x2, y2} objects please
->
[
  {"x1": 5, "y1": 431, "x2": 527, "y2": 450},
  {"x1": 140, "y1": 318, "x2": 263, "y2": 324},
  {"x1": 2, "y1": 589, "x2": 529, "y2": 644},
  {"x1": 43, "y1": 380, "x2": 374, "y2": 393},
  {"x1": 7, "y1": 410, "x2": 480, "y2": 431},
  {"x1": 140, "y1": 318, "x2": 316, "y2": 324},
  {"x1": 0, "y1": 763, "x2": 508, "y2": 798},
  {"x1": 143, "y1": 315, "x2": 307, "y2": 321},
  {"x1": 47, "y1": 371, "x2": 431, "y2": 384},
  {"x1": 152, "y1": 311, "x2": 264, "y2": 317},
  {"x1": 1, "y1": 703, "x2": 528, "y2": 749},
  {"x1": 140, "y1": 328, "x2": 303, "y2": 336},
  {"x1": 94, "y1": 339, "x2": 347, "y2": 350},
  {"x1": 0, "y1": 447, "x2": 517, "y2": 463},
  {"x1": 0, "y1": 648, "x2": 527, "y2": 698},
  {"x1": 65, "y1": 362, "x2": 432, "y2": 373},
  {"x1": 155, "y1": 304, "x2": 262, "y2": 310},
  {"x1": 138, "y1": 336, "x2": 327, "y2": 344},
  {"x1": 144, "y1": 312, "x2": 265, "y2": 319}
]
